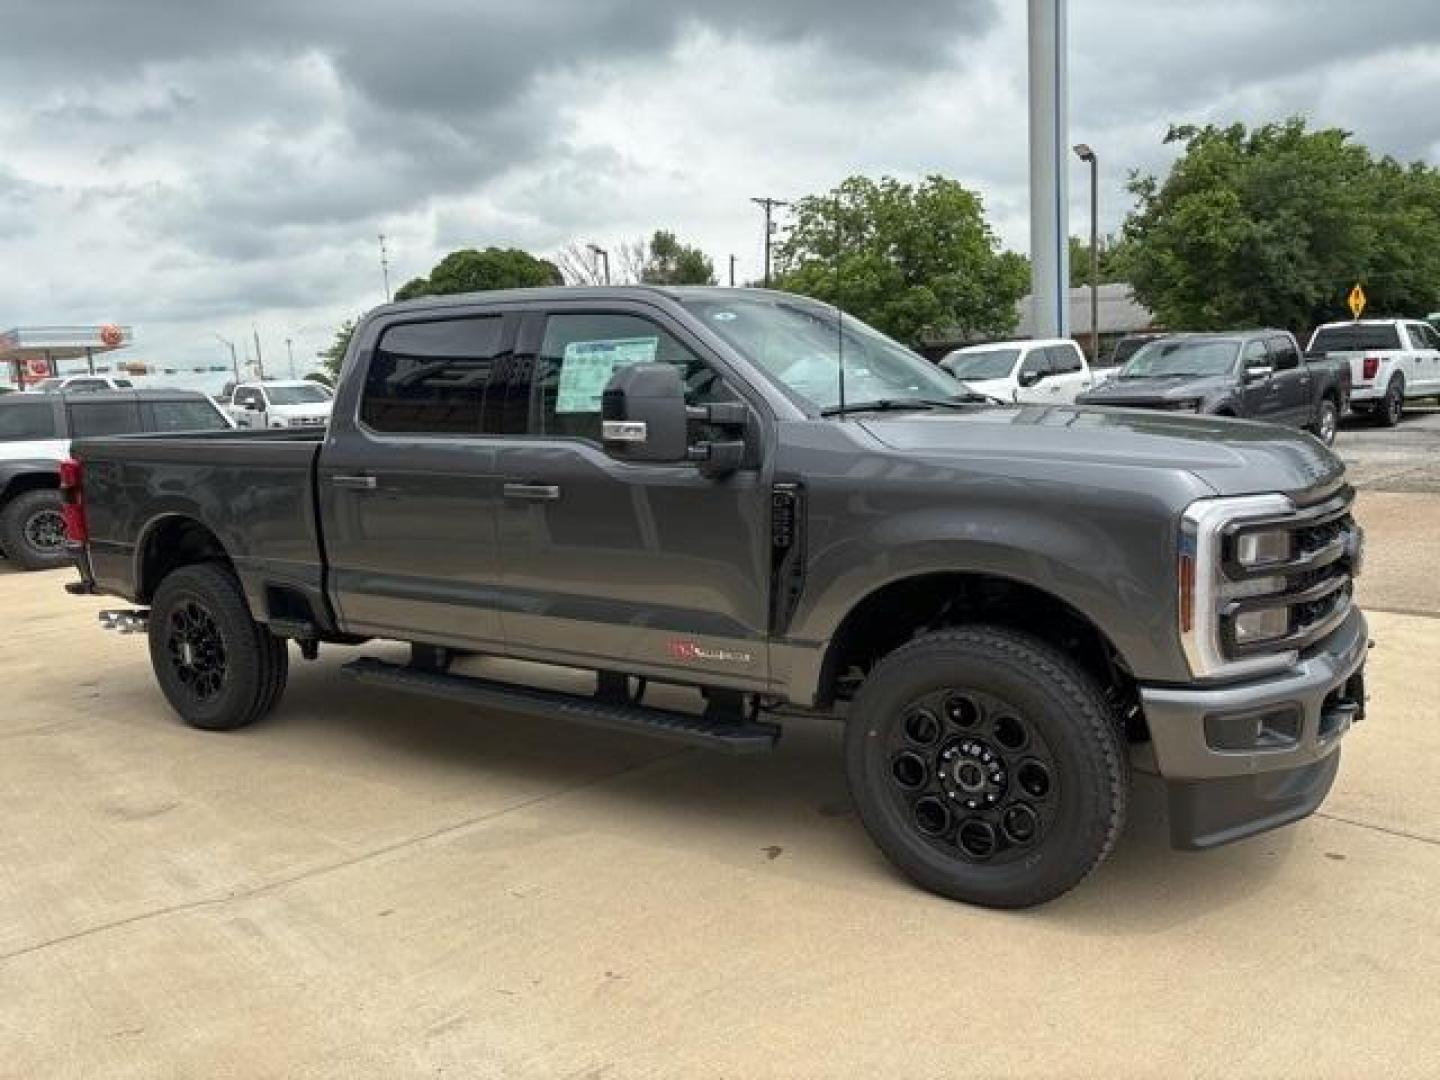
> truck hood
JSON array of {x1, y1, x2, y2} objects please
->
[
  {"x1": 1076, "y1": 373, "x2": 1232, "y2": 405},
  {"x1": 857, "y1": 405, "x2": 1344, "y2": 500}
]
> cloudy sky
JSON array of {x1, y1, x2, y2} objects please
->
[{"x1": 4, "y1": 0, "x2": 1439, "y2": 375}]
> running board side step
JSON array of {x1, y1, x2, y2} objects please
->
[{"x1": 341, "y1": 657, "x2": 780, "y2": 754}]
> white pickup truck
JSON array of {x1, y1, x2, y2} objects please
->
[
  {"x1": 939, "y1": 338, "x2": 1095, "y2": 404},
  {"x1": 1307, "y1": 319, "x2": 1440, "y2": 426},
  {"x1": 227, "y1": 380, "x2": 334, "y2": 430}
]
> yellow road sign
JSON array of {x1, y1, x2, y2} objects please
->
[{"x1": 1348, "y1": 283, "x2": 1367, "y2": 320}]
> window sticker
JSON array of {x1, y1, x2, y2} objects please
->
[{"x1": 555, "y1": 336, "x2": 659, "y2": 413}]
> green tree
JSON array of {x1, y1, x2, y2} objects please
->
[
  {"x1": 773, "y1": 175, "x2": 1028, "y2": 344},
  {"x1": 397, "y1": 247, "x2": 563, "y2": 301},
  {"x1": 1122, "y1": 119, "x2": 1440, "y2": 331},
  {"x1": 1068, "y1": 234, "x2": 1134, "y2": 288},
  {"x1": 641, "y1": 230, "x2": 716, "y2": 285},
  {"x1": 319, "y1": 317, "x2": 356, "y2": 379}
]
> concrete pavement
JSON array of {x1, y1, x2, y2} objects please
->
[{"x1": 1, "y1": 495, "x2": 1439, "y2": 1078}]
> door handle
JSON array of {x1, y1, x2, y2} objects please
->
[
  {"x1": 504, "y1": 482, "x2": 561, "y2": 501},
  {"x1": 332, "y1": 474, "x2": 377, "y2": 490}
]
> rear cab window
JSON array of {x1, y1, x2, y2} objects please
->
[
  {"x1": 1309, "y1": 324, "x2": 1402, "y2": 353},
  {"x1": 143, "y1": 399, "x2": 233, "y2": 433},
  {"x1": 361, "y1": 315, "x2": 508, "y2": 435},
  {"x1": 67, "y1": 399, "x2": 142, "y2": 437}
]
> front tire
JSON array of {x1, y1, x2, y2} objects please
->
[
  {"x1": 147, "y1": 563, "x2": 288, "y2": 730},
  {"x1": 0, "y1": 489, "x2": 70, "y2": 570},
  {"x1": 1311, "y1": 397, "x2": 1339, "y2": 445},
  {"x1": 845, "y1": 626, "x2": 1127, "y2": 908}
]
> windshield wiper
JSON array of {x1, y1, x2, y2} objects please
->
[{"x1": 820, "y1": 395, "x2": 995, "y2": 417}]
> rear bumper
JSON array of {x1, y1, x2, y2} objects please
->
[{"x1": 1137, "y1": 607, "x2": 1368, "y2": 849}]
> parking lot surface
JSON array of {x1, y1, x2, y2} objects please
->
[{"x1": 2, "y1": 496, "x2": 1439, "y2": 1078}]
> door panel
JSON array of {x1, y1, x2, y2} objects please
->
[
  {"x1": 1045, "y1": 344, "x2": 1088, "y2": 402},
  {"x1": 494, "y1": 308, "x2": 772, "y2": 688},
  {"x1": 1014, "y1": 347, "x2": 1051, "y2": 403},
  {"x1": 1268, "y1": 336, "x2": 1308, "y2": 425},
  {"x1": 321, "y1": 313, "x2": 512, "y2": 649},
  {"x1": 1240, "y1": 339, "x2": 1282, "y2": 419}
]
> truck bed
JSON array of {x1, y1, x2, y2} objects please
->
[{"x1": 73, "y1": 428, "x2": 327, "y2": 623}]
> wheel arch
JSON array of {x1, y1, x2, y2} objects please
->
[{"x1": 134, "y1": 513, "x2": 234, "y2": 603}]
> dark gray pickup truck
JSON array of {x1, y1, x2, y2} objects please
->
[
  {"x1": 1077, "y1": 330, "x2": 1350, "y2": 445},
  {"x1": 63, "y1": 287, "x2": 1369, "y2": 908}
]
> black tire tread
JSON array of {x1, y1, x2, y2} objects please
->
[
  {"x1": 847, "y1": 625, "x2": 1127, "y2": 908},
  {"x1": 148, "y1": 562, "x2": 288, "y2": 731},
  {"x1": 0, "y1": 488, "x2": 69, "y2": 571}
]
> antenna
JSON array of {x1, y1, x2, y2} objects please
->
[{"x1": 833, "y1": 199, "x2": 846, "y2": 415}]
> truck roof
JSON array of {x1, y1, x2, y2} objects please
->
[
  {"x1": 1, "y1": 388, "x2": 218, "y2": 405},
  {"x1": 371, "y1": 285, "x2": 801, "y2": 316}
]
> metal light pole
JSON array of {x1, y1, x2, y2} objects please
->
[
  {"x1": 252, "y1": 325, "x2": 266, "y2": 381},
  {"x1": 378, "y1": 233, "x2": 392, "y2": 302},
  {"x1": 213, "y1": 333, "x2": 240, "y2": 382},
  {"x1": 1028, "y1": 0, "x2": 1070, "y2": 339},
  {"x1": 285, "y1": 337, "x2": 296, "y2": 378},
  {"x1": 729, "y1": 254, "x2": 737, "y2": 287},
  {"x1": 587, "y1": 243, "x2": 611, "y2": 285},
  {"x1": 1074, "y1": 143, "x2": 1099, "y2": 361},
  {"x1": 750, "y1": 196, "x2": 789, "y2": 288}
]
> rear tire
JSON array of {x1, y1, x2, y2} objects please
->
[
  {"x1": 1375, "y1": 376, "x2": 1404, "y2": 427},
  {"x1": 845, "y1": 626, "x2": 1127, "y2": 909},
  {"x1": 147, "y1": 563, "x2": 288, "y2": 731},
  {"x1": 0, "y1": 489, "x2": 70, "y2": 571}
]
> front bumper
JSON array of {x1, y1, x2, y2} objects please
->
[{"x1": 1137, "y1": 607, "x2": 1368, "y2": 849}]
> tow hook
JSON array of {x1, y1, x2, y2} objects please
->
[{"x1": 98, "y1": 609, "x2": 150, "y2": 634}]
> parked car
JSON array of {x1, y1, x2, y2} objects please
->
[
  {"x1": 940, "y1": 338, "x2": 1094, "y2": 403},
  {"x1": 1076, "y1": 331, "x2": 1349, "y2": 444},
  {"x1": 66, "y1": 286, "x2": 1367, "y2": 909},
  {"x1": 0, "y1": 389, "x2": 232, "y2": 569},
  {"x1": 1306, "y1": 319, "x2": 1440, "y2": 427},
  {"x1": 29, "y1": 375, "x2": 135, "y2": 393},
  {"x1": 1107, "y1": 332, "x2": 1165, "y2": 368},
  {"x1": 228, "y1": 380, "x2": 333, "y2": 429}
]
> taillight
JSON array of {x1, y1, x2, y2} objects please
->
[
  {"x1": 1362, "y1": 356, "x2": 1380, "y2": 380},
  {"x1": 59, "y1": 457, "x2": 88, "y2": 544}
]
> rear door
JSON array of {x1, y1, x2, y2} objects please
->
[
  {"x1": 320, "y1": 311, "x2": 514, "y2": 650},
  {"x1": 1406, "y1": 322, "x2": 1440, "y2": 394},
  {"x1": 489, "y1": 302, "x2": 773, "y2": 689}
]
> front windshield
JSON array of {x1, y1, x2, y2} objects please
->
[
  {"x1": 1121, "y1": 339, "x2": 1239, "y2": 379},
  {"x1": 266, "y1": 384, "x2": 331, "y2": 405},
  {"x1": 943, "y1": 348, "x2": 1020, "y2": 381},
  {"x1": 682, "y1": 295, "x2": 962, "y2": 411}
]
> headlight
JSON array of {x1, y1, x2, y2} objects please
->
[
  {"x1": 1179, "y1": 495, "x2": 1298, "y2": 679},
  {"x1": 1235, "y1": 529, "x2": 1291, "y2": 567},
  {"x1": 1232, "y1": 607, "x2": 1290, "y2": 644}
]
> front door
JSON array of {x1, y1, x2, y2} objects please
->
[
  {"x1": 1045, "y1": 343, "x2": 1091, "y2": 402},
  {"x1": 320, "y1": 311, "x2": 514, "y2": 650},
  {"x1": 1267, "y1": 335, "x2": 1310, "y2": 425},
  {"x1": 1240, "y1": 339, "x2": 1284, "y2": 421},
  {"x1": 491, "y1": 305, "x2": 773, "y2": 690}
]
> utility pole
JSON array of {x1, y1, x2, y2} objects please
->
[
  {"x1": 1074, "y1": 143, "x2": 1099, "y2": 361},
  {"x1": 252, "y1": 325, "x2": 266, "y2": 381},
  {"x1": 378, "y1": 233, "x2": 392, "y2": 302},
  {"x1": 729, "y1": 254, "x2": 737, "y2": 287},
  {"x1": 1028, "y1": 0, "x2": 1070, "y2": 338},
  {"x1": 214, "y1": 333, "x2": 239, "y2": 382},
  {"x1": 750, "y1": 196, "x2": 789, "y2": 288},
  {"x1": 586, "y1": 243, "x2": 611, "y2": 285},
  {"x1": 285, "y1": 337, "x2": 296, "y2": 378}
]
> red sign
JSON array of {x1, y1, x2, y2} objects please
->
[
  {"x1": 27, "y1": 357, "x2": 49, "y2": 378},
  {"x1": 100, "y1": 324, "x2": 123, "y2": 348}
]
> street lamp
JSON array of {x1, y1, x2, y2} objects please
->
[
  {"x1": 1073, "y1": 143, "x2": 1100, "y2": 363},
  {"x1": 587, "y1": 243, "x2": 611, "y2": 285},
  {"x1": 213, "y1": 333, "x2": 240, "y2": 382}
]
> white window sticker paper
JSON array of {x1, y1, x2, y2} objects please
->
[{"x1": 555, "y1": 337, "x2": 659, "y2": 413}]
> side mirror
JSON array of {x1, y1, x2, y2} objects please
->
[
  {"x1": 1244, "y1": 363, "x2": 1274, "y2": 384},
  {"x1": 601, "y1": 363, "x2": 689, "y2": 462},
  {"x1": 1017, "y1": 368, "x2": 1045, "y2": 388}
]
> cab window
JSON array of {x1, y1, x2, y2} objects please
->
[
  {"x1": 362, "y1": 316, "x2": 506, "y2": 435},
  {"x1": 0, "y1": 402, "x2": 59, "y2": 441},
  {"x1": 1267, "y1": 336, "x2": 1301, "y2": 371},
  {"x1": 68, "y1": 399, "x2": 142, "y2": 437},
  {"x1": 531, "y1": 312, "x2": 727, "y2": 442},
  {"x1": 1018, "y1": 348, "x2": 1051, "y2": 382},
  {"x1": 144, "y1": 399, "x2": 232, "y2": 433},
  {"x1": 1047, "y1": 344, "x2": 1083, "y2": 374}
]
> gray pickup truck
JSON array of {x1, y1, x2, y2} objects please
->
[
  {"x1": 1077, "y1": 330, "x2": 1350, "y2": 445},
  {"x1": 63, "y1": 287, "x2": 1368, "y2": 908}
]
